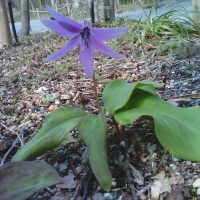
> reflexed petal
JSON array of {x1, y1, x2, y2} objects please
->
[
  {"x1": 46, "y1": 6, "x2": 82, "y2": 33},
  {"x1": 46, "y1": 35, "x2": 80, "y2": 62},
  {"x1": 91, "y1": 36, "x2": 125, "y2": 59},
  {"x1": 41, "y1": 19, "x2": 76, "y2": 38},
  {"x1": 92, "y1": 26, "x2": 128, "y2": 40},
  {"x1": 80, "y1": 42, "x2": 94, "y2": 79}
]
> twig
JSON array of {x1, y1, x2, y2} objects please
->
[
  {"x1": 125, "y1": 161, "x2": 138, "y2": 200},
  {"x1": 82, "y1": 172, "x2": 92, "y2": 200},
  {"x1": 157, "y1": 149, "x2": 168, "y2": 169},
  {"x1": 72, "y1": 168, "x2": 90, "y2": 200},
  {"x1": 85, "y1": 104, "x2": 99, "y2": 112},
  {"x1": 0, "y1": 124, "x2": 26, "y2": 166},
  {"x1": 32, "y1": 192, "x2": 39, "y2": 200},
  {"x1": 0, "y1": 137, "x2": 18, "y2": 166},
  {"x1": 136, "y1": 184, "x2": 151, "y2": 197},
  {"x1": 1, "y1": 122, "x2": 24, "y2": 146}
]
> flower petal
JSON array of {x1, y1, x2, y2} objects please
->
[
  {"x1": 46, "y1": 6, "x2": 82, "y2": 33},
  {"x1": 80, "y1": 42, "x2": 94, "y2": 79},
  {"x1": 41, "y1": 19, "x2": 76, "y2": 38},
  {"x1": 91, "y1": 37, "x2": 125, "y2": 59},
  {"x1": 92, "y1": 26, "x2": 128, "y2": 41},
  {"x1": 46, "y1": 35, "x2": 80, "y2": 62}
]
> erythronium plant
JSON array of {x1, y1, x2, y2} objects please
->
[{"x1": 12, "y1": 6, "x2": 200, "y2": 193}]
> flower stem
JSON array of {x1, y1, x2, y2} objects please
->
[
  {"x1": 112, "y1": 117, "x2": 121, "y2": 135},
  {"x1": 93, "y1": 73, "x2": 101, "y2": 113}
]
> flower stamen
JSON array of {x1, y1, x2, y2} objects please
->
[{"x1": 80, "y1": 27, "x2": 90, "y2": 48}]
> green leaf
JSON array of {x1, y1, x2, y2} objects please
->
[
  {"x1": 79, "y1": 113, "x2": 112, "y2": 191},
  {"x1": 103, "y1": 79, "x2": 163, "y2": 116},
  {"x1": 12, "y1": 108, "x2": 86, "y2": 161},
  {"x1": 115, "y1": 89, "x2": 200, "y2": 161},
  {"x1": 0, "y1": 161, "x2": 61, "y2": 200}
]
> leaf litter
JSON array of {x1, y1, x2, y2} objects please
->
[{"x1": 0, "y1": 31, "x2": 200, "y2": 199}]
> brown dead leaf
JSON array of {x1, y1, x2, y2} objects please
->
[
  {"x1": 151, "y1": 171, "x2": 171, "y2": 200},
  {"x1": 0, "y1": 141, "x2": 9, "y2": 154},
  {"x1": 121, "y1": 73, "x2": 129, "y2": 80},
  {"x1": 166, "y1": 185, "x2": 184, "y2": 200},
  {"x1": 48, "y1": 104, "x2": 58, "y2": 112},
  {"x1": 56, "y1": 174, "x2": 77, "y2": 189}
]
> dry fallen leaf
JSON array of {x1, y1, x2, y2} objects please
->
[
  {"x1": 151, "y1": 171, "x2": 171, "y2": 200},
  {"x1": 166, "y1": 185, "x2": 184, "y2": 200},
  {"x1": 129, "y1": 163, "x2": 144, "y2": 186},
  {"x1": 56, "y1": 174, "x2": 77, "y2": 189}
]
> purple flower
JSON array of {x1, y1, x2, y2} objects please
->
[{"x1": 41, "y1": 6, "x2": 128, "y2": 78}]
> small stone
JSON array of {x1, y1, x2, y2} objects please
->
[
  {"x1": 111, "y1": 181, "x2": 117, "y2": 187},
  {"x1": 40, "y1": 106, "x2": 46, "y2": 112},
  {"x1": 75, "y1": 166, "x2": 82, "y2": 174},
  {"x1": 119, "y1": 154, "x2": 125, "y2": 162},
  {"x1": 59, "y1": 162, "x2": 68, "y2": 173},
  {"x1": 169, "y1": 163, "x2": 177, "y2": 171},
  {"x1": 61, "y1": 94, "x2": 72, "y2": 100},
  {"x1": 92, "y1": 193, "x2": 104, "y2": 200},
  {"x1": 28, "y1": 123, "x2": 35, "y2": 128},
  {"x1": 36, "y1": 86, "x2": 48, "y2": 93},
  {"x1": 31, "y1": 105, "x2": 37, "y2": 112},
  {"x1": 147, "y1": 144, "x2": 157, "y2": 153},
  {"x1": 53, "y1": 162, "x2": 59, "y2": 167},
  {"x1": 197, "y1": 188, "x2": 200, "y2": 196},
  {"x1": 180, "y1": 65, "x2": 187, "y2": 72},
  {"x1": 193, "y1": 179, "x2": 200, "y2": 188},
  {"x1": 48, "y1": 104, "x2": 58, "y2": 112},
  {"x1": 172, "y1": 156, "x2": 180, "y2": 162},
  {"x1": 104, "y1": 193, "x2": 113, "y2": 200},
  {"x1": 186, "y1": 161, "x2": 192, "y2": 165},
  {"x1": 55, "y1": 99, "x2": 60, "y2": 105},
  {"x1": 192, "y1": 163, "x2": 198, "y2": 167},
  {"x1": 98, "y1": 84, "x2": 103, "y2": 90},
  {"x1": 120, "y1": 141, "x2": 126, "y2": 147}
]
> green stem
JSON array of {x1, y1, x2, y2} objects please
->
[{"x1": 93, "y1": 73, "x2": 101, "y2": 113}]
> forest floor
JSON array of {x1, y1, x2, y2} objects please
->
[{"x1": 1, "y1": 24, "x2": 200, "y2": 200}]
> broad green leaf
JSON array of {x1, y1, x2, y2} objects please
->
[
  {"x1": 0, "y1": 161, "x2": 61, "y2": 200},
  {"x1": 12, "y1": 108, "x2": 86, "y2": 161},
  {"x1": 103, "y1": 79, "x2": 163, "y2": 116},
  {"x1": 79, "y1": 113, "x2": 112, "y2": 191},
  {"x1": 115, "y1": 89, "x2": 200, "y2": 161}
]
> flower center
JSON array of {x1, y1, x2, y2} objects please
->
[{"x1": 80, "y1": 27, "x2": 90, "y2": 48}]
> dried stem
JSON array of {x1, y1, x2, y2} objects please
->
[{"x1": 92, "y1": 73, "x2": 101, "y2": 113}]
